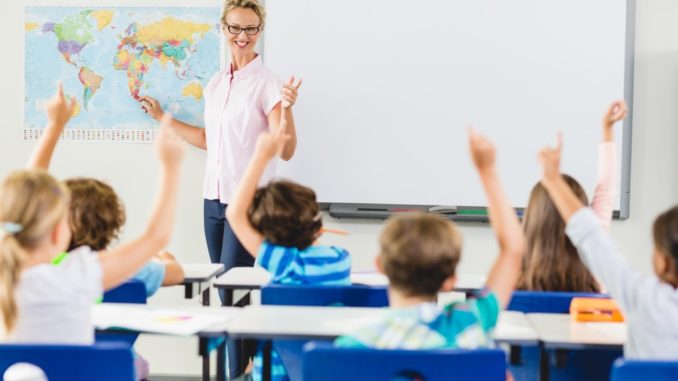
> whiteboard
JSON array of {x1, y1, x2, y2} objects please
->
[{"x1": 264, "y1": 0, "x2": 634, "y2": 216}]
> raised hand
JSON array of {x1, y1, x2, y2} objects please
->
[
  {"x1": 602, "y1": 100, "x2": 627, "y2": 128},
  {"x1": 255, "y1": 126, "x2": 291, "y2": 161},
  {"x1": 46, "y1": 81, "x2": 77, "y2": 128},
  {"x1": 281, "y1": 76, "x2": 302, "y2": 109},
  {"x1": 468, "y1": 127, "x2": 496, "y2": 173},
  {"x1": 140, "y1": 96, "x2": 164, "y2": 121},
  {"x1": 155, "y1": 113, "x2": 185, "y2": 168},
  {"x1": 539, "y1": 132, "x2": 563, "y2": 184}
]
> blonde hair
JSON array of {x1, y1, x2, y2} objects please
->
[
  {"x1": 221, "y1": 0, "x2": 266, "y2": 27},
  {"x1": 0, "y1": 170, "x2": 69, "y2": 333},
  {"x1": 379, "y1": 213, "x2": 462, "y2": 298}
]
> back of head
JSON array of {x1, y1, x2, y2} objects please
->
[
  {"x1": 65, "y1": 178, "x2": 125, "y2": 251},
  {"x1": 248, "y1": 180, "x2": 321, "y2": 250},
  {"x1": 0, "y1": 170, "x2": 69, "y2": 333},
  {"x1": 379, "y1": 213, "x2": 462, "y2": 298},
  {"x1": 653, "y1": 205, "x2": 678, "y2": 283},
  {"x1": 519, "y1": 174, "x2": 599, "y2": 292}
]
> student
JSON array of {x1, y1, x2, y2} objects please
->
[
  {"x1": 335, "y1": 129, "x2": 525, "y2": 350},
  {"x1": 0, "y1": 83, "x2": 185, "y2": 346},
  {"x1": 226, "y1": 117, "x2": 351, "y2": 380},
  {"x1": 518, "y1": 100, "x2": 627, "y2": 292},
  {"x1": 63, "y1": 177, "x2": 185, "y2": 295},
  {"x1": 537, "y1": 136, "x2": 678, "y2": 358}
]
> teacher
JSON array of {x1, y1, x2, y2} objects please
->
[{"x1": 139, "y1": 0, "x2": 300, "y2": 304}]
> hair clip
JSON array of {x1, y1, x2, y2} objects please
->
[{"x1": 0, "y1": 222, "x2": 23, "y2": 235}]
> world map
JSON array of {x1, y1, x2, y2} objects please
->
[{"x1": 25, "y1": 7, "x2": 221, "y2": 141}]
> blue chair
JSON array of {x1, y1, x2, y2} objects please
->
[
  {"x1": 96, "y1": 279, "x2": 147, "y2": 347},
  {"x1": 260, "y1": 284, "x2": 389, "y2": 380},
  {"x1": 507, "y1": 291, "x2": 619, "y2": 381},
  {"x1": 302, "y1": 341, "x2": 506, "y2": 381},
  {"x1": 507, "y1": 291, "x2": 607, "y2": 314},
  {"x1": 261, "y1": 284, "x2": 389, "y2": 307},
  {"x1": 0, "y1": 342, "x2": 135, "y2": 381},
  {"x1": 610, "y1": 358, "x2": 678, "y2": 381},
  {"x1": 102, "y1": 279, "x2": 147, "y2": 304}
]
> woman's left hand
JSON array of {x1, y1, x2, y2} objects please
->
[{"x1": 281, "y1": 76, "x2": 303, "y2": 109}]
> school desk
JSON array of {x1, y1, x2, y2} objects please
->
[{"x1": 180, "y1": 263, "x2": 225, "y2": 306}]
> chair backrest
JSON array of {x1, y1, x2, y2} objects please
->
[
  {"x1": 261, "y1": 284, "x2": 389, "y2": 307},
  {"x1": 507, "y1": 291, "x2": 608, "y2": 313},
  {"x1": 302, "y1": 341, "x2": 506, "y2": 381},
  {"x1": 97, "y1": 279, "x2": 147, "y2": 347},
  {"x1": 0, "y1": 343, "x2": 135, "y2": 381},
  {"x1": 610, "y1": 358, "x2": 678, "y2": 381},
  {"x1": 102, "y1": 279, "x2": 147, "y2": 304}
]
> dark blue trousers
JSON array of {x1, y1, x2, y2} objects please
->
[{"x1": 204, "y1": 199, "x2": 254, "y2": 377}]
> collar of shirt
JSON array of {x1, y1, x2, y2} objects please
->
[{"x1": 226, "y1": 55, "x2": 263, "y2": 80}]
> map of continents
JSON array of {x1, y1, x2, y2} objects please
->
[{"x1": 25, "y1": 7, "x2": 220, "y2": 141}]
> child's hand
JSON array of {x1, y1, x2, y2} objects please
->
[
  {"x1": 255, "y1": 127, "x2": 291, "y2": 161},
  {"x1": 46, "y1": 81, "x2": 77, "y2": 128},
  {"x1": 281, "y1": 76, "x2": 302, "y2": 109},
  {"x1": 140, "y1": 96, "x2": 164, "y2": 121},
  {"x1": 539, "y1": 132, "x2": 563, "y2": 185},
  {"x1": 155, "y1": 113, "x2": 185, "y2": 168},
  {"x1": 602, "y1": 100, "x2": 627, "y2": 142},
  {"x1": 468, "y1": 127, "x2": 496, "y2": 173},
  {"x1": 602, "y1": 100, "x2": 627, "y2": 128}
]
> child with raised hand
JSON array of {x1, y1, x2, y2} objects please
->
[
  {"x1": 27, "y1": 83, "x2": 185, "y2": 297},
  {"x1": 0, "y1": 85, "x2": 185, "y2": 344},
  {"x1": 537, "y1": 135, "x2": 678, "y2": 359},
  {"x1": 226, "y1": 117, "x2": 351, "y2": 380},
  {"x1": 519, "y1": 100, "x2": 627, "y2": 292},
  {"x1": 335, "y1": 129, "x2": 525, "y2": 350}
]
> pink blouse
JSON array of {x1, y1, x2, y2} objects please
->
[{"x1": 202, "y1": 56, "x2": 282, "y2": 203}]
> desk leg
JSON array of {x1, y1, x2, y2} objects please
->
[
  {"x1": 222, "y1": 289, "x2": 234, "y2": 307},
  {"x1": 509, "y1": 345, "x2": 522, "y2": 365},
  {"x1": 198, "y1": 338, "x2": 211, "y2": 381},
  {"x1": 216, "y1": 339, "x2": 226, "y2": 381},
  {"x1": 202, "y1": 286, "x2": 211, "y2": 306},
  {"x1": 539, "y1": 345, "x2": 550, "y2": 381},
  {"x1": 185, "y1": 283, "x2": 194, "y2": 300},
  {"x1": 263, "y1": 340, "x2": 272, "y2": 381}
]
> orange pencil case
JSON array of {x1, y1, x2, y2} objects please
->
[{"x1": 569, "y1": 298, "x2": 624, "y2": 322}]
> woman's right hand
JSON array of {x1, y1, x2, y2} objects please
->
[{"x1": 140, "y1": 96, "x2": 164, "y2": 121}]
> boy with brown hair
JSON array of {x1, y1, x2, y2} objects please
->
[{"x1": 336, "y1": 129, "x2": 525, "y2": 349}]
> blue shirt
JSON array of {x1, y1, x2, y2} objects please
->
[
  {"x1": 133, "y1": 261, "x2": 166, "y2": 297},
  {"x1": 252, "y1": 241, "x2": 352, "y2": 381}
]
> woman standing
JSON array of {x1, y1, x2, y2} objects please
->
[{"x1": 140, "y1": 0, "x2": 301, "y2": 305}]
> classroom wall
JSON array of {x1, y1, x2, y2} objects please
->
[{"x1": 1, "y1": 0, "x2": 677, "y2": 376}]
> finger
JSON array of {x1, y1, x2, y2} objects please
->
[
  {"x1": 287, "y1": 76, "x2": 295, "y2": 86},
  {"x1": 556, "y1": 131, "x2": 563, "y2": 151},
  {"x1": 57, "y1": 81, "x2": 64, "y2": 100},
  {"x1": 142, "y1": 105, "x2": 149, "y2": 113},
  {"x1": 294, "y1": 78, "x2": 303, "y2": 90},
  {"x1": 69, "y1": 96, "x2": 77, "y2": 111}
]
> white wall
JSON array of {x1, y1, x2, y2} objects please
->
[{"x1": 1, "y1": 0, "x2": 677, "y2": 376}]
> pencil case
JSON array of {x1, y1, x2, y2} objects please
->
[{"x1": 569, "y1": 297, "x2": 624, "y2": 322}]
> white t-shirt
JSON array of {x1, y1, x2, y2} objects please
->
[{"x1": 5, "y1": 246, "x2": 103, "y2": 344}]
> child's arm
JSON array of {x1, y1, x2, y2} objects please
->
[
  {"x1": 468, "y1": 129, "x2": 526, "y2": 308},
  {"x1": 156, "y1": 250, "x2": 185, "y2": 286},
  {"x1": 98, "y1": 114, "x2": 185, "y2": 290},
  {"x1": 590, "y1": 100, "x2": 627, "y2": 229},
  {"x1": 539, "y1": 134, "x2": 647, "y2": 313},
  {"x1": 225, "y1": 123, "x2": 292, "y2": 257},
  {"x1": 26, "y1": 82, "x2": 76, "y2": 170}
]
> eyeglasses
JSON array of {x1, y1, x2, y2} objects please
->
[{"x1": 225, "y1": 24, "x2": 261, "y2": 35}]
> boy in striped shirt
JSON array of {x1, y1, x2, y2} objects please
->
[
  {"x1": 336, "y1": 130, "x2": 525, "y2": 352},
  {"x1": 226, "y1": 125, "x2": 351, "y2": 381}
]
